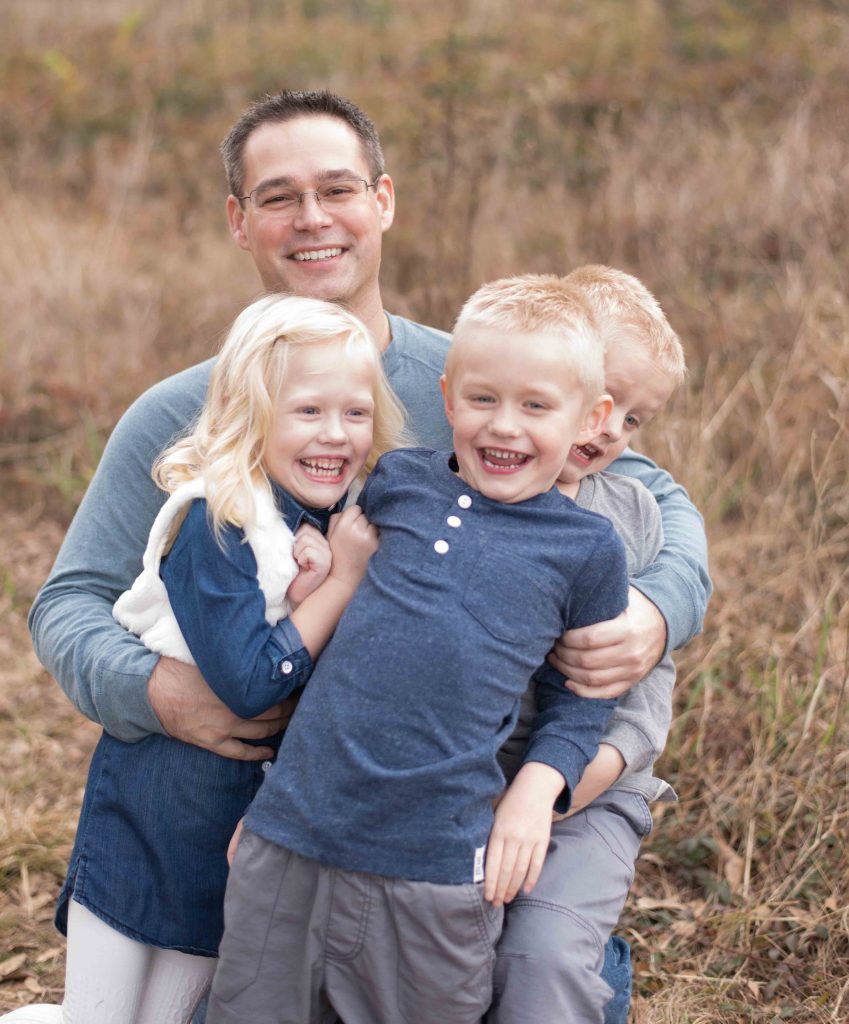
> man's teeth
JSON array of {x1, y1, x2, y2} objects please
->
[
  {"x1": 293, "y1": 248, "x2": 343, "y2": 262},
  {"x1": 481, "y1": 448, "x2": 529, "y2": 467},
  {"x1": 301, "y1": 458, "x2": 345, "y2": 477}
]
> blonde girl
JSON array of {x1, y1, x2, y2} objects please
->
[{"x1": 6, "y1": 294, "x2": 405, "y2": 1024}]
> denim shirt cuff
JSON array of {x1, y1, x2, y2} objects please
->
[{"x1": 268, "y1": 618, "x2": 314, "y2": 689}]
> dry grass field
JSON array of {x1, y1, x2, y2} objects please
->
[{"x1": 1, "y1": 1, "x2": 848, "y2": 1020}]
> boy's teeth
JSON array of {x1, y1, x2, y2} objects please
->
[
  {"x1": 293, "y1": 248, "x2": 343, "y2": 261},
  {"x1": 482, "y1": 448, "x2": 528, "y2": 466}
]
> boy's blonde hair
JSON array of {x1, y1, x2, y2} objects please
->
[
  {"x1": 448, "y1": 274, "x2": 605, "y2": 403},
  {"x1": 154, "y1": 294, "x2": 407, "y2": 538},
  {"x1": 564, "y1": 265, "x2": 686, "y2": 385}
]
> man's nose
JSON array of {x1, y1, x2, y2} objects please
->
[{"x1": 291, "y1": 191, "x2": 334, "y2": 230}]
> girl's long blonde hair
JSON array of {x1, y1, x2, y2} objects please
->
[{"x1": 153, "y1": 294, "x2": 408, "y2": 538}]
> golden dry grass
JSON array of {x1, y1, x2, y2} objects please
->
[{"x1": 1, "y1": 1, "x2": 848, "y2": 1020}]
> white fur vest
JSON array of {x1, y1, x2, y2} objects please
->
[{"x1": 113, "y1": 478, "x2": 299, "y2": 664}]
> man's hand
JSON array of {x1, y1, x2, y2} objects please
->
[
  {"x1": 148, "y1": 655, "x2": 295, "y2": 760},
  {"x1": 484, "y1": 763, "x2": 563, "y2": 907},
  {"x1": 287, "y1": 524, "x2": 332, "y2": 607},
  {"x1": 548, "y1": 586, "x2": 667, "y2": 698}
]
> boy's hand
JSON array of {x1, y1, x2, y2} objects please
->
[
  {"x1": 326, "y1": 506, "x2": 379, "y2": 592},
  {"x1": 484, "y1": 763, "x2": 564, "y2": 907},
  {"x1": 227, "y1": 817, "x2": 245, "y2": 866},
  {"x1": 287, "y1": 524, "x2": 332, "y2": 607},
  {"x1": 548, "y1": 587, "x2": 666, "y2": 698}
]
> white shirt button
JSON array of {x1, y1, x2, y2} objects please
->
[
  {"x1": 446, "y1": 515, "x2": 462, "y2": 528},
  {"x1": 434, "y1": 539, "x2": 450, "y2": 554},
  {"x1": 261, "y1": 760, "x2": 272, "y2": 772},
  {"x1": 281, "y1": 660, "x2": 294, "y2": 675},
  {"x1": 458, "y1": 495, "x2": 472, "y2": 509}
]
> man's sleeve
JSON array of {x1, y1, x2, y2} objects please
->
[
  {"x1": 27, "y1": 367, "x2": 209, "y2": 742},
  {"x1": 609, "y1": 446, "x2": 712, "y2": 653}
]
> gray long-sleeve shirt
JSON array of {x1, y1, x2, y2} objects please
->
[{"x1": 29, "y1": 313, "x2": 712, "y2": 744}]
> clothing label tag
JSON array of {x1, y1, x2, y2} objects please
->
[{"x1": 473, "y1": 845, "x2": 486, "y2": 883}]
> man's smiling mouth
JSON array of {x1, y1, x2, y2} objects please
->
[{"x1": 292, "y1": 248, "x2": 343, "y2": 262}]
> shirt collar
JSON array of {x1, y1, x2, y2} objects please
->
[{"x1": 270, "y1": 479, "x2": 344, "y2": 535}]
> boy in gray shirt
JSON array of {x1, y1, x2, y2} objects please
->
[{"x1": 490, "y1": 265, "x2": 687, "y2": 1024}]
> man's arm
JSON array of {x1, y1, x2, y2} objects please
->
[
  {"x1": 550, "y1": 448, "x2": 711, "y2": 694},
  {"x1": 27, "y1": 360, "x2": 284, "y2": 756},
  {"x1": 610, "y1": 446, "x2": 711, "y2": 651}
]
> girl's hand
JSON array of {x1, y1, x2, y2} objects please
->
[
  {"x1": 484, "y1": 762, "x2": 565, "y2": 906},
  {"x1": 287, "y1": 524, "x2": 332, "y2": 607},
  {"x1": 326, "y1": 506, "x2": 379, "y2": 592},
  {"x1": 227, "y1": 817, "x2": 245, "y2": 866}
]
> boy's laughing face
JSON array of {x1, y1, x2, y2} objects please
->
[
  {"x1": 558, "y1": 336, "x2": 675, "y2": 487},
  {"x1": 441, "y1": 326, "x2": 609, "y2": 504}
]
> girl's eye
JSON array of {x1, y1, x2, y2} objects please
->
[
  {"x1": 624, "y1": 414, "x2": 640, "y2": 429},
  {"x1": 298, "y1": 406, "x2": 319, "y2": 416},
  {"x1": 526, "y1": 401, "x2": 547, "y2": 411},
  {"x1": 347, "y1": 408, "x2": 371, "y2": 419}
]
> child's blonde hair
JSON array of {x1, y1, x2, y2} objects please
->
[
  {"x1": 563, "y1": 265, "x2": 686, "y2": 385},
  {"x1": 448, "y1": 273, "x2": 605, "y2": 403},
  {"x1": 154, "y1": 294, "x2": 408, "y2": 538}
]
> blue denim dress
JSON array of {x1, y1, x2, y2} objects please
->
[{"x1": 56, "y1": 487, "x2": 334, "y2": 955}]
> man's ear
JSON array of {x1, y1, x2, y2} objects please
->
[
  {"x1": 375, "y1": 173, "x2": 395, "y2": 233},
  {"x1": 440, "y1": 374, "x2": 455, "y2": 425},
  {"x1": 575, "y1": 393, "x2": 613, "y2": 444},
  {"x1": 226, "y1": 195, "x2": 251, "y2": 251}
]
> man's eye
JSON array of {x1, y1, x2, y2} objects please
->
[
  {"x1": 323, "y1": 185, "x2": 356, "y2": 198},
  {"x1": 261, "y1": 193, "x2": 296, "y2": 207}
]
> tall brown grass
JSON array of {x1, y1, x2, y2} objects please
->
[{"x1": 1, "y1": 1, "x2": 847, "y2": 1019}]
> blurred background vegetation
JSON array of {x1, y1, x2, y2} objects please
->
[{"x1": 1, "y1": 1, "x2": 847, "y2": 1020}]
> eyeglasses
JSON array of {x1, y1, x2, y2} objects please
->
[{"x1": 237, "y1": 177, "x2": 381, "y2": 217}]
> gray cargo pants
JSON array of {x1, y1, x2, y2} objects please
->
[{"x1": 207, "y1": 830, "x2": 504, "y2": 1024}]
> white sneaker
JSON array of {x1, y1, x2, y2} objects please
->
[{"x1": 0, "y1": 1006, "x2": 63, "y2": 1023}]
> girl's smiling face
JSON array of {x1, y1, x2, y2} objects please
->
[{"x1": 264, "y1": 340, "x2": 376, "y2": 508}]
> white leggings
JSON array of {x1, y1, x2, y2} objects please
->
[{"x1": 0, "y1": 901, "x2": 215, "y2": 1024}]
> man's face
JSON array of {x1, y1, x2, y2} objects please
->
[
  {"x1": 441, "y1": 326, "x2": 608, "y2": 505},
  {"x1": 227, "y1": 116, "x2": 395, "y2": 323}
]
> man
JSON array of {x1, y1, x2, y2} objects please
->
[{"x1": 29, "y1": 90, "x2": 711, "y2": 1022}]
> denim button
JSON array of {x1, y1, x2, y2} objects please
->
[
  {"x1": 281, "y1": 660, "x2": 294, "y2": 675},
  {"x1": 434, "y1": 540, "x2": 449, "y2": 554},
  {"x1": 261, "y1": 760, "x2": 272, "y2": 772},
  {"x1": 458, "y1": 495, "x2": 472, "y2": 509},
  {"x1": 447, "y1": 516, "x2": 461, "y2": 528}
]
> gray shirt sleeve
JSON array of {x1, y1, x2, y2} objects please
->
[
  {"x1": 28, "y1": 361, "x2": 212, "y2": 742},
  {"x1": 576, "y1": 473, "x2": 677, "y2": 789},
  {"x1": 608, "y1": 446, "x2": 712, "y2": 653}
]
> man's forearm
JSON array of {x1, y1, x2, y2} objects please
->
[{"x1": 610, "y1": 447, "x2": 712, "y2": 652}]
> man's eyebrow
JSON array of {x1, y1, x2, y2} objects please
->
[{"x1": 251, "y1": 169, "x2": 365, "y2": 192}]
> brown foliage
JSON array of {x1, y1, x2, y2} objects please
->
[{"x1": 1, "y1": 2, "x2": 848, "y2": 1019}]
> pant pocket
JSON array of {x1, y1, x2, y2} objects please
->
[{"x1": 395, "y1": 880, "x2": 503, "y2": 1024}]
